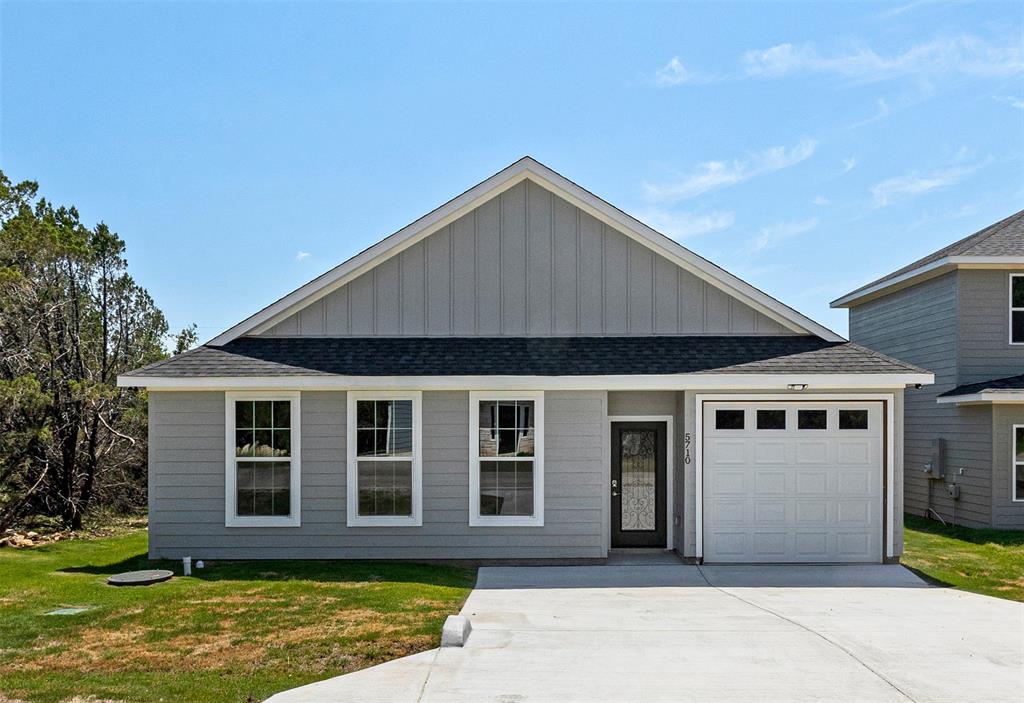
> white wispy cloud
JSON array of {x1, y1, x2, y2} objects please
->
[
  {"x1": 812, "y1": 196, "x2": 830, "y2": 206},
  {"x1": 995, "y1": 95, "x2": 1024, "y2": 109},
  {"x1": 637, "y1": 209, "x2": 735, "y2": 239},
  {"x1": 642, "y1": 138, "x2": 817, "y2": 202},
  {"x1": 295, "y1": 251, "x2": 312, "y2": 262},
  {"x1": 654, "y1": 57, "x2": 692, "y2": 86},
  {"x1": 742, "y1": 35, "x2": 1023, "y2": 82},
  {"x1": 870, "y1": 166, "x2": 976, "y2": 206},
  {"x1": 747, "y1": 218, "x2": 819, "y2": 253},
  {"x1": 842, "y1": 156, "x2": 858, "y2": 173}
]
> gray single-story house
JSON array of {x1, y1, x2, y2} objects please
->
[
  {"x1": 833, "y1": 210, "x2": 1024, "y2": 529},
  {"x1": 119, "y1": 157, "x2": 932, "y2": 563}
]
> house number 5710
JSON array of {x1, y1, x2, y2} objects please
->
[{"x1": 684, "y1": 432, "x2": 691, "y2": 464}]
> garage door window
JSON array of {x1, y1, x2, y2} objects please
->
[
  {"x1": 798, "y1": 409, "x2": 827, "y2": 430},
  {"x1": 839, "y1": 409, "x2": 869, "y2": 430},
  {"x1": 715, "y1": 409, "x2": 744, "y2": 430},
  {"x1": 756, "y1": 409, "x2": 786, "y2": 430}
]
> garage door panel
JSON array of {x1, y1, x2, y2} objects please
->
[{"x1": 704, "y1": 401, "x2": 883, "y2": 563}]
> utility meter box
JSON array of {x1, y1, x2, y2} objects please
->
[{"x1": 924, "y1": 438, "x2": 945, "y2": 480}]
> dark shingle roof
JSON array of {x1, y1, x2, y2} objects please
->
[
  {"x1": 123, "y1": 336, "x2": 927, "y2": 378},
  {"x1": 839, "y1": 209, "x2": 1024, "y2": 302},
  {"x1": 938, "y1": 372, "x2": 1024, "y2": 398}
]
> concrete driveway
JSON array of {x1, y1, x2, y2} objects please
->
[{"x1": 268, "y1": 561, "x2": 1024, "y2": 703}]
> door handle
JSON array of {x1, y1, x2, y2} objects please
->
[{"x1": 611, "y1": 479, "x2": 618, "y2": 497}]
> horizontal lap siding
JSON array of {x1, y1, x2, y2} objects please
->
[
  {"x1": 992, "y1": 406, "x2": 1024, "y2": 529},
  {"x1": 148, "y1": 390, "x2": 605, "y2": 560},
  {"x1": 261, "y1": 181, "x2": 788, "y2": 338},
  {"x1": 849, "y1": 273, "x2": 993, "y2": 527},
  {"x1": 957, "y1": 269, "x2": 1024, "y2": 385}
]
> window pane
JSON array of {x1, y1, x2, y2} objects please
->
[
  {"x1": 757, "y1": 409, "x2": 786, "y2": 430},
  {"x1": 387, "y1": 428, "x2": 412, "y2": 456},
  {"x1": 479, "y1": 401, "x2": 498, "y2": 433},
  {"x1": 514, "y1": 427, "x2": 535, "y2": 457},
  {"x1": 356, "y1": 429, "x2": 376, "y2": 456},
  {"x1": 497, "y1": 429, "x2": 517, "y2": 456},
  {"x1": 479, "y1": 429, "x2": 497, "y2": 457},
  {"x1": 236, "y1": 461, "x2": 291, "y2": 517},
  {"x1": 253, "y1": 429, "x2": 274, "y2": 456},
  {"x1": 798, "y1": 410, "x2": 827, "y2": 430},
  {"x1": 1017, "y1": 466, "x2": 1024, "y2": 502},
  {"x1": 235, "y1": 430, "x2": 254, "y2": 457},
  {"x1": 1013, "y1": 276, "x2": 1024, "y2": 308},
  {"x1": 390, "y1": 400, "x2": 413, "y2": 429},
  {"x1": 715, "y1": 409, "x2": 744, "y2": 430},
  {"x1": 516, "y1": 402, "x2": 534, "y2": 429},
  {"x1": 273, "y1": 401, "x2": 291, "y2": 429},
  {"x1": 1016, "y1": 428, "x2": 1024, "y2": 463},
  {"x1": 357, "y1": 460, "x2": 413, "y2": 517},
  {"x1": 357, "y1": 400, "x2": 375, "y2": 429},
  {"x1": 1013, "y1": 311, "x2": 1024, "y2": 344},
  {"x1": 479, "y1": 460, "x2": 534, "y2": 517},
  {"x1": 254, "y1": 401, "x2": 273, "y2": 428},
  {"x1": 235, "y1": 401, "x2": 254, "y2": 429},
  {"x1": 497, "y1": 402, "x2": 517, "y2": 429},
  {"x1": 839, "y1": 409, "x2": 869, "y2": 430}
]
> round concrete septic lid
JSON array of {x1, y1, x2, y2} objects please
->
[{"x1": 107, "y1": 569, "x2": 174, "y2": 587}]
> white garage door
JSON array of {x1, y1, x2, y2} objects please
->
[{"x1": 702, "y1": 401, "x2": 884, "y2": 563}]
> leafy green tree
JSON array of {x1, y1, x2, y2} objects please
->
[{"x1": 0, "y1": 170, "x2": 170, "y2": 529}]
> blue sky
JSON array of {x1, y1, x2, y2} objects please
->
[{"x1": 2, "y1": 1, "x2": 1022, "y2": 340}]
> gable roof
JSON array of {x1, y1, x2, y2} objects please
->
[
  {"x1": 832, "y1": 209, "x2": 1024, "y2": 308},
  {"x1": 119, "y1": 335, "x2": 929, "y2": 389},
  {"x1": 210, "y1": 157, "x2": 843, "y2": 344}
]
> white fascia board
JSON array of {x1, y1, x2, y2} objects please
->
[
  {"x1": 119, "y1": 372, "x2": 932, "y2": 391},
  {"x1": 832, "y1": 256, "x2": 1024, "y2": 309},
  {"x1": 209, "y1": 157, "x2": 843, "y2": 345},
  {"x1": 936, "y1": 390, "x2": 1024, "y2": 405}
]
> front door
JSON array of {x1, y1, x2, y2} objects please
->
[{"x1": 611, "y1": 422, "x2": 667, "y2": 548}]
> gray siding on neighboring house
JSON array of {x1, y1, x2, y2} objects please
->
[
  {"x1": 148, "y1": 390, "x2": 606, "y2": 560},
  {"x1": 992, "y1": 406, "x2": 1024, "y2": 529},
  {"x1": 847, "y1": 272, "x2": 992, "y2": 526},
  {"x1": 262, "y1": 181, "x2": 791, "y2": 338},
  {"x1": 957, "y1": 269, "x2": 1024, "y2": 385}
]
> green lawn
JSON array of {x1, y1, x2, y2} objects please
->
[
  {"x1": 903, "y1": 513, "x2": 1024, "y2": 602},
  {"x1": 0, "y1": 530, "x2": 476, "y2": 703}
]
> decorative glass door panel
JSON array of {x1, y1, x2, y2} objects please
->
[{"x1": 611, "y1": 422, "x2": 667, "y2": 548}]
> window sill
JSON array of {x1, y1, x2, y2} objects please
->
[
  {"x1": 470, "y1": 515, "x2": 544, "y2": 528},
  {"x1": 225, "y1": 516, "x2": 301, "y2": 528},
  {"x1": 347, "y1": 515, "x2": 423, "y2": 528}
]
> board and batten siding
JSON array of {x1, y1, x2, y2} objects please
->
[
  {"x1": 148, "y1": 390, "x2": 606, "y2": 560},
  {"x1": 957, "y1": 269, "x2": 1024, "y2": 386},
  {"x1": 849, "y1": 271, "x2": 994, "y2": 528},
  {"x1": 261, "y1": 181, "x2": 790, "y2": 338}
]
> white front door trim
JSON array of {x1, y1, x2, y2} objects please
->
[{"x1": 694, "y1": 393, "x2": 895, "y2": 561}]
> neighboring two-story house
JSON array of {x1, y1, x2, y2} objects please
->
[
  {"x1": 833, "y1": 210, "x2": 1024, "y2": 530},
  {"x1": 120, "y1": 157, "x2": 931, "y2": 563}
]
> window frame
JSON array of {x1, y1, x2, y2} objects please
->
[
  {"x1": 224, "y1": 391, "x2": 301, "y2": 528},
  {"x1": 346, "y1": 391, "x2": 423, "y2": 527},
  {"x1": 1013, "y1": 425, "x2": 1024, "y2": 503},
  {"x1": 468, "y1": 391, "x2": 545, "y2": 527},
  {"x1": 1010, "y1": 274, "x2": 1024, "y2": 345}
]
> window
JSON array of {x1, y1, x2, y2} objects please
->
[
  {"x1": 1011, "y1": 275, "x2": 1024, "y2": 344},
  {"x1": 839, "y1": 409, "x2": 869, "y2": 430},
  {"x1": 798, "y1": 410, "x2": 828, "y2": 430},
  {"x1": 225, "y1": 392, "x2": 300, "y2": 527},
  {"x1": 346, "y1": 392, "x2": 422, "y2": 526},
  {"x1": 1014, "y1": 426, "x2": 1024, "y2": 502},
  {"x1": 756, "y1": 409, "x2": 786, "y2": 430},
  {"x1": 715, "y1": 409, "x2": 745, "y2": 430},
  {"x1": 469, "y1": 391, "x2": 544, "y2": 526}
]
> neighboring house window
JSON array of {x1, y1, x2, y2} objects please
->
[
  {"x1": 225, "y1": 392, "x2": 301, "y2": 527},
  {"x1": 1014, "y1": 426, "x2": 1024, "y2": 502},
  {"x1": 469, "y1": 391, "x2": 544, "y2": 527},
  {"x1": 1011, "y1": 275, "x2": 1024, "y2": 344},
  {"x1": 346, "y1": 392, "x2": 422, "y2": 526}
]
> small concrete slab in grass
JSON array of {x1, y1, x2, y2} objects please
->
[
  {"x1": 106, "y1": 569, "x2": 174, "y2": 587},
  {"x1": 44, "y1": 606, "x2": 91, "y2": 616}
]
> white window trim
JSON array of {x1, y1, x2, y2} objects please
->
[
  {"x1": 224, "y1": 391, "x2": 301, "y2": 528},
  {"x1": 1013, "y1": 425, "x2": 1024, "y2": 502},
  {"x1": 1009, "y1": 274, "x2": 1024, "y2": 345},
  {"x1": 468, "y1": 391, "x2": 545, "y2": 527},
  {"x1": 346, "y1": 391, "x2": 423, "y2": 527}
]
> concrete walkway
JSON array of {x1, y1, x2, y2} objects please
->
[{"x1": 267, "y1": 563, "x2": 1024, "y2": 703}]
